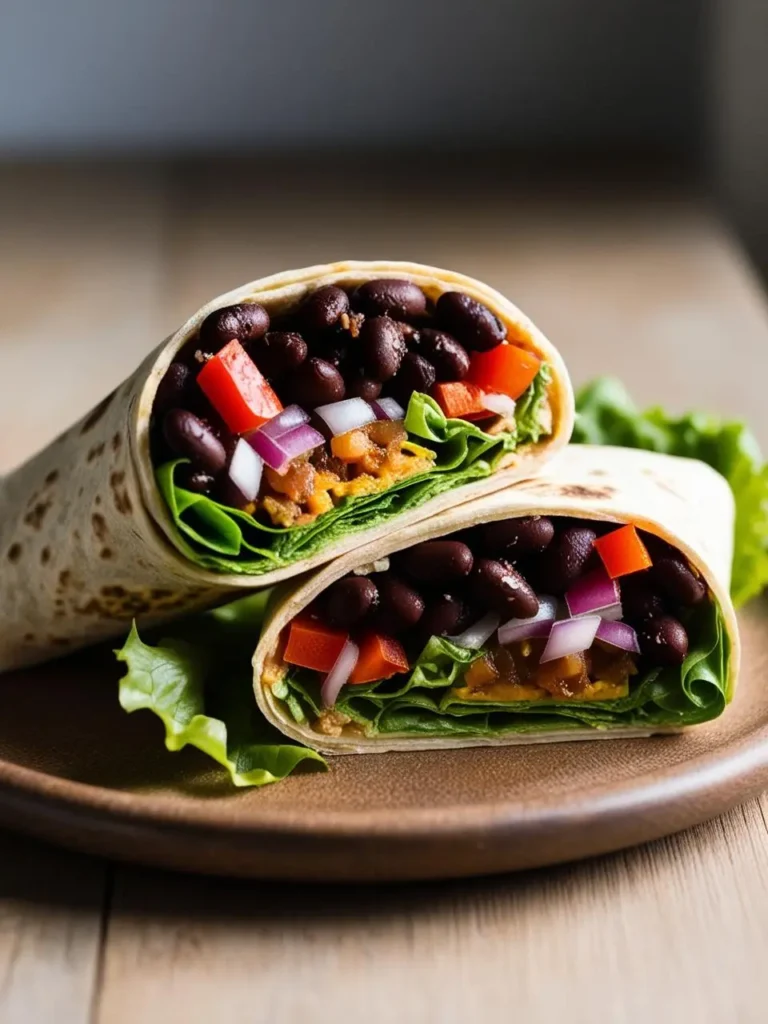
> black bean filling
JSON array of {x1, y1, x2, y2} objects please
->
[
  {"x1": 149, "y1": 279, "x2": 540, "y2": 524},
  {"x1": 307, "y1": 515, "x2": 707, "y2": 671}
]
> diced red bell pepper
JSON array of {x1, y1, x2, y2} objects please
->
[
  {"x1": 432, "y1": 381, "x2": 488, "y2": 421},
  {"x1": 349, "y1": 633, "x2": 409, "y2": 684},
  {"x1": 197, "y1": 339, "x2": 283, "y2": 434},
  {"x1": 594, "y1": 525, "x2": 652, "y2": 579},
  {"x1": 283, "y1": 616, "x2": 349, "y2": 672},
  {"x1": 467, "y1": 344, "x2": 541, "y2": 400}
]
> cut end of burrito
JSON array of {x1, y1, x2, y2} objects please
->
[
  {"x1": 253, "y1": 446, "x2": 739, "y2": 753},
  {"x1": 138, "y1": 261, "x2": 573, "y2": 582}
]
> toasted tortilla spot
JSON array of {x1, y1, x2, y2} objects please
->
[
  {"x1": 87, "y1": 442, "x2": 106, "y2": 462},
  {"x1": 49, "y1": 636, "x2": 70, "y2": 646},
  {"x1": 58, "y1": 569, "x2": 72, "y2": 589},
  {"x1": 80, "y1": 390, "x2": 116, "y2": 434},
  {"x1": 44, "y1": 470, "x2": 59, "y2": 486},
  {"x1": 24, "y1": 500, "x2": 52, "y2": 530},
  {"x1": 7, "y1": 543, "x2": 22, "y2": 563},
  {"x1": 94, "y1": 495, "x2": 101, "y2": 506},
  {"x1": 151, "y1": 588, "x2": 173, "y2": 599},
  {"x1": 100, "y1": 547, "x2": 113, "y2": 560},
  {"x1": 23, "y1": 633, "x2": 34, "y2": 643},
  {"x1": 558, "y1": 484, "x2": 615, "y2": 499},
  {"x1": 92, "y1": 513, "x2": 107, "y2": 541},
  {"x1": 40, "y1": 547, "x2": 51, "y2": 565},
  {"x1": 112, "y1": 432, "x2": 122, "y2": 452}
]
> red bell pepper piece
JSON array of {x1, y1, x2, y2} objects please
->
[
  {"x1": 349, "y1": 633, "x2": 409, "y2": 684},
  {"x1": 432, "y1": 381, "x2": 488, "y2": 421},
  {"x1": 197, "y1": 339, "x2": 283, "y2": 434},
  {"x1": 283, "y1": 616, "x2": 349, "y2": 672},
  {"x1": 594, "y1": 525, "x2": 652, "y2": 579},
  {"x1": 467, "y1": 344, "x2": 541, "y2": 401}
]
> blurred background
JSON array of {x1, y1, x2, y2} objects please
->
[{"x1": 1, "y1": 0, "x2": 766, "y2": 464}]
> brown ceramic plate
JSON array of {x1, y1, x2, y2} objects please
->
[{"x1": 0, "y1": 601, "x2": 765, "y2": 882}]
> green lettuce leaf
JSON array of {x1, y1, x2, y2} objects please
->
[
  {"x1": 573, "y1": 377, "x2": 768, "y2": 607},
  {"x1": 155, "y1": 374, "x2": 551, "y2": 575},
  {"x1": 115, "y1": 592, "x2": 326, "y2": 787}
]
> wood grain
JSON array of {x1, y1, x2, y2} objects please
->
[{"x1": 0, "y1": 161, "x2": 766, "y2": 1021}]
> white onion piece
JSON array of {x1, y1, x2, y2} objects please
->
[
  {"x1": 371, "y1": 397, "x2": 406, "y2": 421},
  {"x1": 497, "y1": 594, "x2": 558, "y2": 645},
  {"x1": 227, "y1": 438, "x2": 263, "y2": 502},
  {"x1": 540, "y1": 615, "x2": 601, "y2": 664},
  {"x1": 565, "y1": 567, "x2": 621, "y2": 618},
  {"x1": 596, "y1": 619, "x2": 640, "y2": 653},
  {"x1": 320, "y1": 639, "x2": 359, "y2": 707},
  {"x1": 482, "y1": 392, "x2": 517, "y2": 417},
  {"x1": 598, "y1": 602, "x2": 624, "y2": 622},
  {"x1": 260, "y1": 405, "x2": 309, "y2": 440},
  {"x1": 315, "y1": 398, "x2": 376, "y2": 436},
  {"x1": 449, "y1": 612, "x2": 500, "y2": 650}
]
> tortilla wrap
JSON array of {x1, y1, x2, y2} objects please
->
[
  {"x1": 0, "y1": 261, "x2": 573, "y2": 671},
  {"x1": 253, "y1": 445, "x2": 739, "y2": 753}
]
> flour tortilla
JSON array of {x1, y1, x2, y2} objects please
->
[
  {"x1": 253, "y1": 445, "x2": 739, "y2": 753},
  {"x1": 0, "y1": 261, "x2": 573, "y2": 671}
]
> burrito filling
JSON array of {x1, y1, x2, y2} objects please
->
[
  {"x1": 151, "y1": 279, "x2": 552, "y2": 573},
  {"x1": 270, "y1": 515, "x2": 730, "y2": 737}
]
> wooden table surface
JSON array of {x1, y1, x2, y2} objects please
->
[{"x1": 1, "y1": 161, "x2": 767, "y2": 1023}]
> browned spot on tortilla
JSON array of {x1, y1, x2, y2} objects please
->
[
  {"x1": 94, "y1": 495, "x2": 101, "y2": 506},
  {"x1": 54, "y1": 598, "x2": 64, "y2": 608},
  {"x1": 110, "y1": 470, "x2": 126, "y2": 487},
  {"x1": 101, "y1": 585, "x2": 127, "y2": 598},
  {"x1": 41, "y1": 546, "x2": 51, "y2": 565},
  {"x1": 24, "y1": 499, "x2": 52, "y2": 530},
  {"x1": 87, "y1": 442, "x2": 105, "y2": 462},
  {"x1": 100, "y1": 547, "x2": 113, "y2": 560},
  {"x1": 112, "y1": 432, "x2": 122, "y2": 452},
  {"x1": 151, "y1": 588, "x2": 173, "y2": 599},
  {"x1": 73, "y1": 529, "x2": 81, "y2": 542},
  {"x1": 558, "y1": 484, "x2": 615, "y2": 500},
  {"x1": 59, "y1": 569, "x2": 72, "y2": 589},
  {"x1": 44, "y1": 470, "x2": 59, "y2": 486},
  {"x1": 7, "y1": 543, "x2": 22, "y2": 563},
  {"x1": 113, "y1": 487, "x2": 133, "y2": 515},
  {"x1": 49, "y1": 636, "x2": 71, "y2": 647},
  {"x1": 23, "y1": 633, "x2": 34, "y2": 643},
  {"x1": 589, "y1": 469, "x2": 607, "y2": 477},
  {"x1": 92, "y1": 513, "x2": 107, "y2": 541},
  {"x1": 78, "y1": 486, "x2": 84, "y2": 498},
  {"x1": 80, "y1": 390, "x2": 116, "y2": 434}
]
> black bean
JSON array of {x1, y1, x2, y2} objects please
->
[
  {"x1": 353, "y1": 279, "x2": 427, "y2": 320},
  {"x1": 324, "y1": 576, "x2": 378, "y2": 629},
  {"x1": 389, "y1": 353, "x2": 436, "y2": 407},
  {"x1": 250, "y1": 331, "x2": 308, "y2": 379},
  {"x1": 162, "y1": 409, "x2": 227, "y2": 475},
  {"x1": 650, "y1": 557, "x2": 707, "y2": 606},
  {"x1": 637, "y1": 614, "x2": 689, "y2": 666},
  {"x1": 417, "y1": 593, "x2": 466, "y2": 640},
  {"x1": 415, "y1": 329, "x2": 470, "y2": 381},
  {"x1": 375, "y1": 576, "x2": 425, "y2": 634},
  {"x1": 199, "y1": 303, "x2": 270, "y2": 350},
  {"x1": 176, "y1": 465, "x2": 215, "y2": 494},
  {"x1": 404, "y1": 541, "x2": 474, "y2": 585},
  {"x1": 300, "y1": 285, "x2": 350, "y2": 331},
  {"x1": 155, "y1": 362, "x2": 193, "y2": 416},
  {"x1": 291, "y1": 357, "x2": 346, "y2": 408},
  {"x1": 346, "y1": 373, "x2": 383, "y2": 402},
  {"x1": 436, "y1": 292, "x2": 505, "y2": 351},
  {"x1": 534, "y1": 527, "x2": 597, "y2": 594},
  {"x1": 470, "y1": 558, "x2": 539, "y2": 618},
  {"x1": 480, "y1": 516, "x2": 555, "y2": 559},
  {"x1": 620, "y1": 576, "x2": 665, "y2": 623},
  {"x1": 360, "y1": 317, "x2": 406, "y2": 381}
]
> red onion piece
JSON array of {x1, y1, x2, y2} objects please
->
[
  {"x1": 227, "y1": 438, "x2": 263, "y2": 502},
  {"x1": 540, "y1": 615, "x2": 601, "y2": 664},
  {"x1": 320, "y1": 639, "x2": 359, "y2": 707},
  {"x1": 259, "y1": 405, "x2": 310, "y2": 440},
  {"x1": 315, "y1": 398, "x2": 376, "y2": 436},
  {"x1": 248, "y1": 422, "x2": 324, "y2": 473},
  {"x1": 498, "y1": 595, "x2": 557, "y2": 645},
  {"x1": 482, "y1": 392, "x2": 517, "y2": 418},
  {"x1": 565, "y1": 567, "x2": 621, "y2": 618},
  {"x1": 449, "y1": 612, "x2": 500, "y2": 650},
  {"x1": 596, "y1": 619, "x2": 640, "y2": 653},
  {"x1": 371, "y1": 397, "x2": 406, "y2": 421}
]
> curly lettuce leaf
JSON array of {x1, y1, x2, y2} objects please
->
[
  {"x1": 573, "y1": 377, "x2": 768, "y2": 607},
  {"x1": 155, "y1": 372, "x2": 551, "y2": 575},
  {"x1": 116, "y1": 593, "x2": 326, "y2": 787}
]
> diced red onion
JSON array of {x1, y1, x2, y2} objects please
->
[
  {"x1": 248, "y1": 422, "x2": 324, "y2": 473},
  {"x1": 565, "y1": 567, "x2": 621, "y2": 619},
  {"x1": 371, "y1": 397, "x2": 406, "y2": 421},
  {"x1": 498, "y1": 594, "x2": 558, "y2": 645},
  {"x1": 227, "y1": 438, "x2": 263, "y2": 502},
  {"x1": 449, "y1": 612, "x2": 500, "y2": 650},
  {"x1": 259, "y1": 405, "x2": 309, "y2": 440},
  {"x1": 320, "y1": 639, "x2": 359, "y2": 707},
  {"x1": 596, "y1": 619, "x2": 640, "y2": 653},
  {"x1": 482, "y1": 392, "x2": 517, "y2": 418},
  {"x1": 540, "y1": 615, "x2": 601, "y2": 664},
  {"x1": 314, "y1": 398, "x2": 376, "y2": 436}
]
